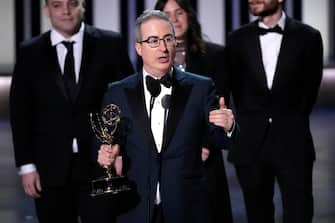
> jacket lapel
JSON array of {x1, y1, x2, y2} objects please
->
[
  {"x1": 125, "y1": 74, "x2": 157, "y2": 152},
  {"x1": 42, "y1": 33, "x2": 70, "y2": 102},
  {"x1": 271, "y1": 17, "x2": 296, "y2": 91},
  {"x1": 75, "y1": 25, "x2": 96, "y2": 102},
  {"x1": 248, "y1": 21, "x2": 269, "y2": 90},
  {"x1": 162, "y1": 69, "x2": 192, "y2": 152},
  {"x1": 124, "y1": 70, "x2": 192, "y2": 153}
]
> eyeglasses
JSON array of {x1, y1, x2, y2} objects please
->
[{"x1": 138, "y1": 34, "x2": 176, "y2": 48}]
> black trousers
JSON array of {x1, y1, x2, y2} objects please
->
[{"x1": 235, "y1": 157, "x2": 314, "y2": 223}]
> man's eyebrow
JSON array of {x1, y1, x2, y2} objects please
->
[
  {"x1": 144, "y1": 35, "x2": 159, "y2": 39},
  {"x1": 143, "y1": 34, "x2": 172, "y2": 39}
]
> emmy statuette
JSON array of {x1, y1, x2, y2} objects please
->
[{"x1": 90, "y1": 104, "x2": 131, "y2": 197}]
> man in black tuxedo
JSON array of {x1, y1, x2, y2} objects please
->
[
  {"x1": 10, "y1": 0, "x2": 133, "y2": 222},
  {"x1": 224, "y1": 0, "x2": 323, "y2": 222},
  {"x1": 96, "y1": 10, "x2": 237, "y2": 223}
]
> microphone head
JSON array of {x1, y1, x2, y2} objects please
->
[
  {"x1": 146, "y1": 76, "x2": 161, "y2": 97},
  {"x1": 161, "y1": 94, "x2": 171, "y2": 109}
]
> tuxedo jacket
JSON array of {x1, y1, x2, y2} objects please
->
[
  {"x1": 10, "y1": 25, "x2": 134, "y2": 187},
  {"x1": 101, "y1": 68, "x2": 233, "y2": 223},
  {"x1": 187, "y1": 41, "x2": 229, "y2": 99},
  {"x1": 225, "y1": 17, "x2": 323, "y2": 166}
]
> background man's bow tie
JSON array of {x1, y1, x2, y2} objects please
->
[{"x1": 258, "y1": 25, "x2": 283, "y2": 35}]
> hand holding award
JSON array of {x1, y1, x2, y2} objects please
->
[{"x1": 90, "y1": 104, "x2": 131, "y2": 197}]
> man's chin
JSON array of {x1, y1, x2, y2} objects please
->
[
  {"x1": 250, "y1": 4, "x2": 280, "y2": 17},
  {"x1": 250, "y1": 7, "x2": 263, "y2": 16}
]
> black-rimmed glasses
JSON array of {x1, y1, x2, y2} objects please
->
[{"x1": 138, "y1": 34, "x2": 176, "y2": 48}]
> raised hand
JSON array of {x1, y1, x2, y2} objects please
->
[{"x1": 209, "y1": 97, "x2": 234, "y2": 132}]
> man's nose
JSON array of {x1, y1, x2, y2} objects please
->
[
  {"x1": 158, "y1": 39, "x2": 168, "y2": 51},
  {"x1": 62, "y1": 4, "x2": 71, "y2": 14}
]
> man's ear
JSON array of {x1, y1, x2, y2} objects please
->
[
  {"x1": 135, "y1": 42, "x2": 142, "y2": 56},
  {"x1": 81, "y1": 0, "x2": 86, "y2": 12}
]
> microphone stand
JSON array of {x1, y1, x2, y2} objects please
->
[{"x1": 155, "y1": 94, "x2": 171, "y2": 220}]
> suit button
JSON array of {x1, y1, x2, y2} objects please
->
[{"x1": 268, "y1": 117, "x2": 272, "y2": 123}]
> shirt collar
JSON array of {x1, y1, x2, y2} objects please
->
[
  {"x1": 142, "y1": 67, "x2": 173, "y2": 80},
  {"x1": 50, "y1": 22, "x2": 85, "y2": 46},
  {"x1": 259, "y1": 11, "x2": 286, "y2": 30}
]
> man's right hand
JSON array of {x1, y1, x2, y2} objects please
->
[
  {"x1": 21, "y1": 171, "x2": 41, "y2": 198},
  {"x1": 97, "y1": 144, "x2": 122, "y2": 175}
]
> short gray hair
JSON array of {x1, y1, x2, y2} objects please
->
[
  {"x1": 135, "y1": 9, "x2": 175, "y2": 42},
  {"x1": 45, "y1": 0, "x2": 86, "y2": 5}
]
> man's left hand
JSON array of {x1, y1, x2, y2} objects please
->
[{"x1": 209, "y1": 97, "x2": 234, "y2": 132}]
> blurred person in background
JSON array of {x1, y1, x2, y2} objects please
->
[
  {"x1": 10, "y1": 0, "x2": 133, "y2": 222},
  {"x1": 224, "y1": 0, "x2": 323, "y2": 222}
]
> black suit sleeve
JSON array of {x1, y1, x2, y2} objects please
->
[
  {"x1": 10, "y1": 44, "x2": 35, "y2": 167},
  {"x1": 302, "y1": 30, "x2": 323, "y2": 114}
]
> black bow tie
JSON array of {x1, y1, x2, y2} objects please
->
[
  {"x1": 159, "y1": 74, "x2": 172, "y2": 88},
  {"x1": 258, "y1": 25, "x2": 283, "y2": 35},
  {"x1": 146, "y1": 74, "x2": 172, "y2": 89}
]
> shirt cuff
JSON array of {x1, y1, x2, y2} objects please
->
[
  {"x1": 226, "y1": 120, "x2": 236, "y2": 138},
  {"x1": 18, "y1": 163, "x2": 36, "y2": 175},
  {"x1": 73, "y1": 137, "x2": 78, "y2": 153}
]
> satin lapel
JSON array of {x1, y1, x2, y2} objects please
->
[
  {"x1": 124, "y1": 74, "x2": 157, "y2": 151},
  {"x1": 42, "y1": 33, "x2": 70, "y2": 102},
  {"x1": 248, "y1": 22, "x2": 269, "y2": 90},
  {"x1": 76, "y1": 26, "x2": 95, "y2": 102},
  {"x1": 162, "y1": 69, "x2": 192, "y2": 152},
  {"x1": 271, "y1": 18, "x2": 295, "y2": 91}
]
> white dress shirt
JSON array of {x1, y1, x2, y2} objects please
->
[
  {"x1": 143, "y1": 68, "x2": 172, "y2": 204},
  {"x1": 259, "y1": 12, "x2": 286, "y2": 89},
  {"x1": 51, "y1": 22, "x2": 84, "y2": 83},
  {"x1": 18, "y1": 23, "x2": 85, "y2": 175}
]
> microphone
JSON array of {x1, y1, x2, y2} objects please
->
[
  {"x1": 161, "y1": 94, "x2": 171, "y2": 110},
  {"x1": 161, "y1": 94, "x2": 171, "y2": 141},
  {"x1": 162, "y1": 94, "x2": 171, "y2": 124}
]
